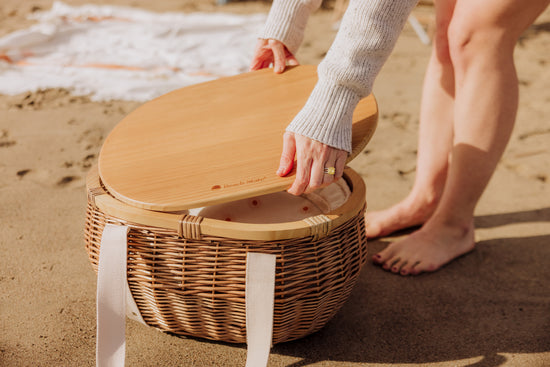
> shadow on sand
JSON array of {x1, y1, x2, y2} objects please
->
[{"x1": 271, "y1": 208, "x2": 550, "y2": 366}]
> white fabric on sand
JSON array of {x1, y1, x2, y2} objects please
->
[{"x1": 0, "y1": 1, "x2": 265, "y2": 101}]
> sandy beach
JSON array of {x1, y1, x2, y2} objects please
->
[{"x1": 1, "y1": 1, "x2": 549, "y2": 366}]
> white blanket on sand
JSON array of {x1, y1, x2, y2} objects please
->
[{"x1": 0, "y1": 2, "x2": 265, "y2": 101}]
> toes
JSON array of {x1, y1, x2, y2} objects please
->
[
  {"x1": 372, "y1": 243, "x2": 420, "y2": 276},
  {"x1": 372, "y1": 237, "x2": 438, "y2": 276},
  {"x1": 390, "y1": 258, "x2": 408, "y2": 274},
  {"x1": 372, "y1": 246, "x2": 395, "y2": 265},
  {"x1": 383, "y1": 256, "x2": 401, "y2": 271},
  {"x1": 372, "y1": 243, "x2": 404, "y2": 272},
  {"x1": 400, "y1": 260, "x2": 420, "y2": 276},
  {"x1": 372, "y1": 253, "x2": 383, "y2": 264}
]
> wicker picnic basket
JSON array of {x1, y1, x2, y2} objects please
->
[
  {"x1": 84, "y1": 166, "x2": 368, "y2": 344},
  {"x1": 83, "y1": 66, "x2": 377, "y2": 345}
]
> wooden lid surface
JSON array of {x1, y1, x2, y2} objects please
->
[{"x1": 98, "y1": 65, "x2": 378, "y2": 211}]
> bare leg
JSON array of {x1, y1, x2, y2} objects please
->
[
  {"x1": 365, "y1": 0, "x2": 456, "y2": 238},
  {"x1": 373, "y1": 0, "x2": 550, "y2": 275}
]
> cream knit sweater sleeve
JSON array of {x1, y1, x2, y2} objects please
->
[{"x1": 259, "y1": 0, "x2": 418, "y2": 152}]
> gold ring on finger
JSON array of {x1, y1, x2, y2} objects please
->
[{"x1": 324, "y1": 167, "x2": 336, "y2": 175}]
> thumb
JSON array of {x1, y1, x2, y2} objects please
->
[{"x1": 277, "y1": 132, "x2": 296, "y2": 176}]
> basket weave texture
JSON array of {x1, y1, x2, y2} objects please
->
[{"x1": 85, "y1": 184, "x2": 368, "y2": 344}]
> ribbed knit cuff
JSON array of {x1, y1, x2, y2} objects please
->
[
  {"x1": 286, "y1": 79, "x2": 361, "y2": 153},
  {"x1": 258, "y1": 0, "x2": 322, "y2": 54},
  {"x1": 286, "y1": 0, "x2": 418, "y2": 152}
]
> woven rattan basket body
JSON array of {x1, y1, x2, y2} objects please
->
[{"x1": 85, "y1": 165, "x2": 368, "y2": 344}]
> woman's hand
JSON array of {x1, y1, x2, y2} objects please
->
[
  {"x1": 249, "y1": 40, "x2": 346, "y2": 195},
  {"x1": 277, "y1": 132, "x2": 348, "y2": 196},
  {"x1": 249, "y1": 39, "x2": 299, "y2": 73}
]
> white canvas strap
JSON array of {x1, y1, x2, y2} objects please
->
[
  {"x1": 96, "y1": 224, "x2": 276, "y2": 367},
  {"x1": 96, "y1": 224, "x2": 146, "y2": 367},
  {"x1": 97, "y1": 224, "x2": 130, "y2": 367},
  {"x1": 245, "y1": 252, "x2": 277, "y2": 367}
]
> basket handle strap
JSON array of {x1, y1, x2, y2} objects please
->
[
  {"x1": 96, "y1": 224, "x2": 145, "y2": 367},
  {"x1": 245, "y1": 252, "x2": 277, "y2": 367},
  {"x1": 96, "y1": 226, "x2": 276, "y2": 367}
]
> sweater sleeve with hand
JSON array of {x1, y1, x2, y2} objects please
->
[
  {"x1": 258, "y1": 0, "x2": 323, "y2": 55},
  {"x1": 260, "y1": 0, "x2": 418, "y2": 152}
]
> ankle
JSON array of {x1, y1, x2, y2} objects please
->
[
  {"x1": 403, "y1": 189, "x2": 440, "y2": 220},
  {"x1": 426, "y1": 215, "x2": 475, "y2": 239}
]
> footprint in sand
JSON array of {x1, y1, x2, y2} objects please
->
[
  {"x1": 389, "y1": 112, "x2": 412, "y2": 129},
  {"x1": 535, "y1": 174, "x2": 547, "y2": 182},
  {"x1": 7, "y1": 89, "x2": 90, "y2": 110},
  {"x1": 57, "y1": 176, "x2": 80, "y2": 187},
  {"x1": 62, "y1": 154, "x2": 97, "y2": 171},
  {"x1": 78, "y1": 128, "x2": 104, "y2": 150},
  {"x1": 13, "y1": 169, "x2": 79, "y2": 187},
  {"x1": 81, "y1": 154, "x2": 96, "y2": 169},
  {"x1": 16, "y1": 169, "x2": 31, "y2": 178},
  {"x1": 0, "y1": 130, "x2": 16, "y2": 148}
]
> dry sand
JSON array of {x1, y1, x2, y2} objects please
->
[{"x1": 1, "y1": 1, "x2": 549, "y2": 366}]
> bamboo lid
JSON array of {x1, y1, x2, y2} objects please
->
[{"x1": 98, "y1": 65, "x2": 378, "y2": 211}]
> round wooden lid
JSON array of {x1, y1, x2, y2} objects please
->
[{"x1": 98, "y1": 65, "x2": 378, "y2": 211}]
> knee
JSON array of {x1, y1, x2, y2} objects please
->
[{"x1": 447, "y1": 18, "x2": 514, "y2": 73}]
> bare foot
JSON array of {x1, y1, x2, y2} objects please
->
[
  {"x1": 372, "y1": 219, "x2": 475, "y2": 276},
  {"x1": 365, "y1": 195, "x2": 438, "y2": 238}
]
